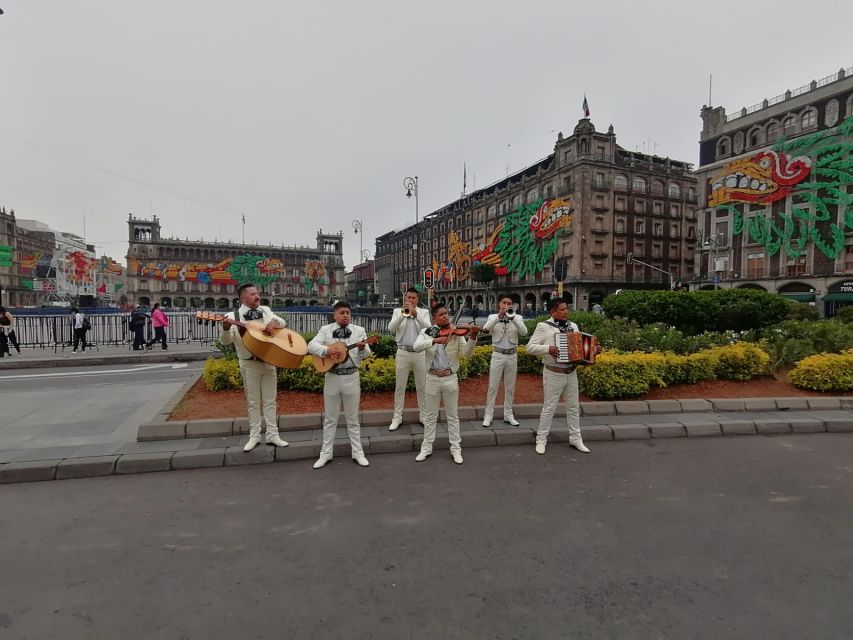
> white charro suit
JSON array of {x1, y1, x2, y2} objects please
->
[
  {"x1": 388, "y1": 306, "x2": 432, "y2": 422},
  {"x1": 482, "y1": 313, "x2": 528, "y2": 421},
  {"x1": 412, "y1": 327, "x2": 476, "y2": 456},
  {"x1": 219, "y1": 305, "x2": 287, "y2": 442},
  {"x1": 308, "y1": 323, "x2": 371, "y2": 460},
  {"x1": 525, "y1": 320, "x2": 583, "y2": 447}
]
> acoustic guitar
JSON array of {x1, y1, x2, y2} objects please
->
[
  {"x1": 196, "y1": 311, "x2": 308, "y2": 369},
  {"x1": 313, "y1": 335, "x2": 380, "y2": 373}
]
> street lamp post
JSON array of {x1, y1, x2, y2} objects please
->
[
  {"x1": 404, "y1": 176, "x2": 419, "y2": 294},
  {"x1": 352, "y1": 219, "x2": 364, "y2": 264},
  {"x1": 699, "y1": 231, "x2": 725, "y2": 288}
]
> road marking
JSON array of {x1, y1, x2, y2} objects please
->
[{"x1": 0, "y1": 363, "x2": 190, "y2": 381}]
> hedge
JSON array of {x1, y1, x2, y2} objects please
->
[
  {"x1": 789, "y1": 350, "x2": 853, "y2": 391},
  {"x1": 202, "y1": 342, "x2": 769, "y2": 400}
]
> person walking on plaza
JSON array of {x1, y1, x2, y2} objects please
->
[
  {"x1": 413, "y1": 304, "x2": 478, "y2": 465},
  {"x1": 146, "y1": 303, "x2": 169, "y2": 350},
  {"x1": 526, "y1": 298, "x2": 593, "y2": 456},
  {"x1": 220, "y1": 283, "x2": 290, "y2": 452},
  {"x1": 481, "y1": 295, "x2": 527, "y2": 427},
  {"x1": 387, "y1": 287, "x2": 431, "y2": 431},
  {"x1": 0, "y1": 306, "x2": 20, "y2": 356},
  {"x1": 129, "y1": 305, "x2": 147, "y2": 351},
  {"x1": 71, "y1": 306, "x2": 88, "y2": 353},
  {"x1": 308, "y1": 300, "x2": 372, "y2": 469}
]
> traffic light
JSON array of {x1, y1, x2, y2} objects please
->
[
  {"x1": 423, "y1": 268, "x2": 435, "y2": 289},
  {"x1": 553, "y1": 257, "x2": 567, "y2": 281}
]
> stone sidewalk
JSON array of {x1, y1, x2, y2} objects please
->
[
  {"x1": 0, "y1": 342, "x2": 218, "y2": 370},
  {"x1": 1, "y1": 401, "x2": 851, "y2": 485}
]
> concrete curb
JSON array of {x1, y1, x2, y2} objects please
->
[
  {"x1": 139, "y1": 395, "x2": 853, "y2": 442},
  {"x1": 0, "y1": 350, "x2": 218, "y2": 371},
  {"x1": 4, "y1": 416, "x2": 851, "y2": 485}
]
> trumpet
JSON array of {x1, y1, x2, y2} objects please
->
[
  {"x1": 401, "y1": 306, "x2": 413, "y2": 317},
  {"x1": 505, "y1": 306, "x2": 516, "y2": 318}
]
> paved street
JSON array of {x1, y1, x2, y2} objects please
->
[
  {"x1": 0, "y1": 436, "x2": 851, "y2": 640},
  {"x1": 0, "y1": 362, "x2": 203, "y2": 453}
]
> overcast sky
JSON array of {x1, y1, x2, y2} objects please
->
[{"x1": 1, "y1": 0, "x2": 851, "y2": 269}]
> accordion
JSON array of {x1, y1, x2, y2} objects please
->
[{"x1": 555, "y1": 332, "x2": 598, "y2": 365}]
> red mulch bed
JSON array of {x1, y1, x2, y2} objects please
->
[{"x1": 170, "y1": 373, "x2": 849, "y2": 421}]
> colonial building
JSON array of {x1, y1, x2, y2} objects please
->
[
  {"x1": 694, "y1": 64, "x2": 853, "y2": 316},
  {"x1": 125, "y1": 215, "x2": 346, "y2": 308},
  {"x1": 344, "y1": 259, "x2": 376, "y2": 304},
  {"x1": 375, "y1": 118, "x2": 698, "y2": 312}
]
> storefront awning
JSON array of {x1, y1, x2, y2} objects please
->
[
  {"x1": 780, "y1": 293, "x2": 815, "y2": 302},
  {"x1": 823, "y1": 293, "x2": 853, "y2": 302}
]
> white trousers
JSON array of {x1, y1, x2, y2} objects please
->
[
  {"x1": 321, "y1": 373, "x2": 363, "y2": 458},
  {"x1": 421, "y1": 373, "x2": 461, "y2": 455},
  {"x1": 393, "y1": 349, "x2": 427, "y2": 421},
  {"x1": 483, "y1": 351, "x2": 518, "y2": 418},
  {"x1": 536, "y1": 368, "x2": 582, "y2": 446},
  {"x1": 240, "y1": 360, "x2": 279, "y2": 440}
]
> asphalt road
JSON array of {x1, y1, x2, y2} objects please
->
[
  {"x1": 0, "y1": 362, "x2": 203, "y2": 452},
  {"x1": 1, "y1": 435, "x2": 851, "y2": 640}
]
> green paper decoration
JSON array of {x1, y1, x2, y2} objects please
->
[{"x1": 493, "y1": 200, "x2": 562, "y2": 279}]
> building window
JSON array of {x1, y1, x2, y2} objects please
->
[
  {"x1": 511, "y1": 195, "x2": 520, "y2": 209},
  {"x1": 615, "y1": 241, "x2": 625, "y2": 257},
  {"x1": 652, "y1": 244, "x2": 662, "y2": 258},
  {"x1": 614, "y1": 174, "x2": 628, "y2": 191},
  {"x1": 615, "y1": 197, "x2": 627, "y2": 211},
  {"x1": 733, "y1": 131, "x2": 745, "y2": 154},
  {"x1": 669, "y1": 245, "x2": 678, "y2": 259},
  {"x1": 670, "y1": 204, "x2": 680, "y2": 216},
  {"x1": 687, "y1": 187, "x2": 696, "y2": 202},
  {"x1": 767, "y1": 122, "x2": 780, "y2": 141},
  {"x1": 562, "y1": 176, "x2": 572, "y2": 193},
  {"x1": 717, "y1": 137, "x2": 730, "y2": 158},
  {"x1": 651, "y1": 180, "x2": 664, "y2": 196},
  {"x1": 748, "y1": 126, "x2": 764, "y2": 148},
  {"x1": 593, "y1": 260, "x2": 604, "y2": 276},
  {"x1": 635, "y1": 199, "x2": 646, "y2": 213},
  {"x1": 687, "y1": 226, "x2": 695, "y2": 239},
  {"x1": 526, "y1": 189, "x2": 538, "y2": 204},
  {"x1": 635, "y1": 220, "x2": 645, "y2": 234},
  {"x1": 667, "y1": 183, "x2": 681, "y2": 199},
  {"x1": 543, "y1": 183, "x2": 553, "y2": 198},
  {"x1": 633, "y1": 242, "x2": 645, "y2": 258},
  {"x1": 595, "y1": 217, "x2": 604, "y2": 231},
  {"x1": 786, "y1": 258, "x2": 807, "y2": 277},
  {"x1": 800, "y1": 108, "x2": 817, "y2": 130},
  {"x1": 653, "y1": 223, "x2": 663, "y2": 236},
  {"x1": 783, "y1": 115, "x2": 797, "y2": 136},
  {"x1": 746, "y1": 252, "x2": 765, "y2": 278},
  {"x1": 632, "y1": 176, "x2": 647, "y2": 193},
  {"x1": 671, "y1": 223, "x2": 679, "y2": 236},
  {"x1": 653, "y1": 201, "x2": 663, "y2": 215},
  {"x1": 616, "y1": 218, "x2": 625, "y2": 233},
  {"x1": 593, "y1": 172, "x2": 606, "y2": 188}
]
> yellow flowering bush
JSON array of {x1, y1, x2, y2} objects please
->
[{"x1": 789, "y1": 349, "x2": 853, "y2": 391}]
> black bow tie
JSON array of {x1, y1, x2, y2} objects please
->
[
  {"x1": 333, "y1": 326, "x2": 351, "y2": 339},
  {"x1": 243, "y1": 308, "x2": 263, "y2": 321},
  {"x1": 555, "y1": 320, "x2": 569, "y2": 333},
  {"x1": 499, "y1": 318, "x2": 510, "y2": 324}
]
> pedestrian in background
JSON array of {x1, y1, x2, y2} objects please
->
[
  {"x1": 129, "y1": 305, "x2": 147, "y2": 351},
  {"x1": 0, "y1": 306, "x2": 20, "y2": 356},
  {"x1": 71, "y1": 306, "x2": 88, "y2": 353},
  {"x1": 146, "y1": 303, "x2": 169, "y2": 350}
]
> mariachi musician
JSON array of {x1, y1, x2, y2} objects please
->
[
  {"x1": 220, "y1": 282, "x2": 290, "y2": 452},
  {"x1": 526, "y1": 298, "x2": 598, "y2": 456},
  {"x1": 387, "y1": 287, "x2": 431, "y2": 431},
  {"x1": 481, "y1": 294, "x2": 528, "y2": 427}
]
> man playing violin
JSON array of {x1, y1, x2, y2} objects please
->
[
  {"x1": 412, "y1": 304, "x2": 479, "y2": 464},
  {"x1": 220, "y1": 282, "x2": 290, "y2": 452},
  {"x1": 387, "y1": 287, "x2": 431, "y2": 431},
  {"x1": 481, "y1": 294, "x2": 528, "y2": 427},
  {"x1": 307, "y1": 300, "x2": 372, "y2": 469},
  {"x1": 526, "y1": 298, "x2": 600, "y2": 456}
]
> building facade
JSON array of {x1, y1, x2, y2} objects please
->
[
  {"x1": 344, "y1": 259, "x2": 376, "y2": 304},
  {"x1": 375, "y1": 119, "x2": 698, "y2": 312},
  {"x1": 694, "y1": 64, "x2": 853, "y2": 316},
  {"x1": 125, "y1": 215, "x2": 346, "y2": 308}
]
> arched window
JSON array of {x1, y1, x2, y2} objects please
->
[
  {"x1": 747, "y1": 126, "x2": 764, "y2": 148},
  {"x1": 614, "y1": 174, "x2": 628, "y2": 191},
  {"x1": 651, "y1": 180, "x2": 664, "y2": 196},
  {"x1": 783, "y1": 115, "x2": 797, "y2": 135},
  {"x1": 716, "y1": 136, "x2": 730, "y2": 158},
  {"x1": 766, "y1": 121, "x2": 780, "y2": 142},
  {"x1": 800, "y1": 108, "x2": 817, "y2": 130},
  {"x1": 668, "y1": 183, "x2": 681, "y2": 199},
  {"x1": 487, "y1": 204, "x2": 496, "y2": 218},
  {"x1": 733, "y1": 131, "x2": 744, "y2": 154},
  {"x1": 632, "y1": 176, "x2": 647, "y2": 193},
  {"x1": 526, "y1": 189, "x2": 538, "y2": 204}
]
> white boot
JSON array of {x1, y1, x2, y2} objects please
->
[
  {"x1": 352, "y1": 455, "x2": 369, "y2": 467},
  {"x1": 266, "y1": 434, "x2": 289, "y2": 447},
  {"x1": 482, "y1": 414, "x2": 493, "y2": 428},
  {"x1": 243, "y1": 436, "x2": 262, "y2": 452},
  {"x1": 388, "y1": 419, "x2": 402, "y2": 431},
  {"x1": 504, "y1": 414, "x2": 520, "y2": 427},
  {"x1": 415, "y1": 450, "x2": 431, "y2": 462},
  {"x1": 451, "y1": 452, "x2": 464, "y2": 465},
  {"x1": 570, "y1": 441, "x2": 591, "y2": 454},
  {"x1": 535, "y1": 443, "x2": 546, "y2": 455},
  {"x1": 313, "y1": 453, "x2": 332, "y2": 469}
]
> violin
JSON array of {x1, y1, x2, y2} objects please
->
[{"x1": 431, "y1": 324, "x2": 481, "y2": 338}]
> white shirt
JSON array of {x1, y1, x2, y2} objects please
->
[
  {"x1": 308, "y1": 322, "x2": 372, "y2": 369},
  {"x1": 526, "y1": 319, "x2": 580, "y2": 368},
  {"x1": 413, "y1": 326, "x2": 476, "y2": 374},
  {"x1": 72, "y1": 312, "x2": 84, "y2": 329},
  {"x1": 483, "y1": 313, "x2": 528, "y2": 350},
  {"x1": 219, "y1": 305, "x2": 287, "y2": 361},
  {"x1": 388, "y1": 307, "x2": 431, "y2": 346}
]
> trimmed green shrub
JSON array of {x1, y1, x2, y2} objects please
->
[
  {"x1": 789, "y1": 349, "x2": 853, "y2": 391},
  {"x1": 835, "y1": 306, "x2": 853, "y2": 323},
  {"x1": 785, "y1": 302, "x2": 820, "y2": 321}
]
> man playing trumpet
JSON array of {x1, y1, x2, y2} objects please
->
[
  {"x1": 387, "y1": 287, "x2": 431, "y2": 431},
  {"x1": 481, "y1": 295, "x2": 528, "y2": 427}
]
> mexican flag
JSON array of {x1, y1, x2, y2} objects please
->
[{"x1": 582, "y1": 95, "x2": 590, "y2": 118}]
